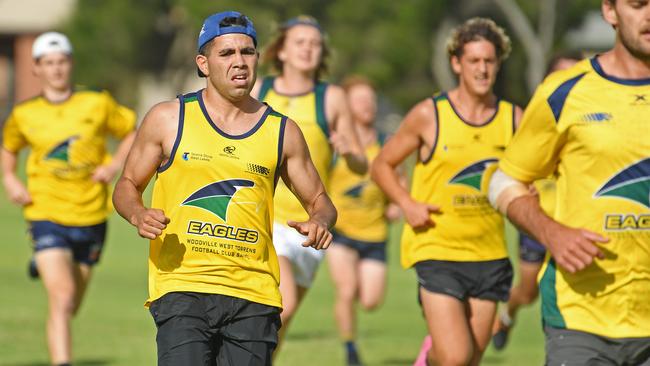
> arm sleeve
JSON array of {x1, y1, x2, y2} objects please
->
[
  {"x1": 104, "y1": 92, "x2": 136, "y2": 139},
  {"x1": 2, "y1": 112, "x2": 27, "y2": 152},
  {"x1": 499, "y1": 84, "x2": 565, "y2": 183}
]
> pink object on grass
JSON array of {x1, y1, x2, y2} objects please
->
[{"x1": 413, "y1": 335, "x2": 432, "y2": 366}]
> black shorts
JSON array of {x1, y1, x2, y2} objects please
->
[
  {"x1": 29, "y1": 220, "x2": 107, "y2": 265},
  {"x1": 415, "y1": 258, "x2": 513, "y2": 302},
  {"x1": 149, "y1": 292, "x2": 281, "y2": 366},
  {"x1": 332, "y1": 229, "x2": 386, "y2": 262},
  {"x1": 519, "y1": 232, "x2": 546, "y2": 263}
]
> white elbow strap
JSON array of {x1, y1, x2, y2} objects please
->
[{"x1": 488, "y1": 169, "x2": 530, "y2": 215}]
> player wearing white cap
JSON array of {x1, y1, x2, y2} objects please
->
[{"x1": 1, "y1": 32, "x2": 136, "y2": 366}]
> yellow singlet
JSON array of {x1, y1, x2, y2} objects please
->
[
  {"x1": 329, "y1": 135, "x2": 388, "y2": 242},
  {"x1": 258, "y1": 77, "x2": 332, "y2": 224},
  {"x1": 148, "y1": 90, "x2": 285, "y2": 308},
  {"x1": 2, "y1": 88, "x2": 136, "y2": 226},
  {"x1": 401, "y1": 93, "x2": 516, "y2": 267}
]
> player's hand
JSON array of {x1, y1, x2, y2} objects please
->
[
  {"x1": 544, "y1": 224, "x2": 609, "y2": 274},
  {"x1": 130, "y1": 208, "x2": 170, "y2": 239},
  {"x1": 329, "y1": 131, "x2": 353, "y2": 157},
  {"x1": 3, "y1": 175, "x2": 32, "y2": 206},
  {"x1": 402, "y1": 199, "x2": 441, "y2": 230},
  {"x1": 92, "y1": 163, "x2": 120, "y2": 183},
  {"x1": 384, "y1": 203, "x2": 402, "y2": 222},
  {"x1": 287, "y1": 219, "x2": 333, "y2": 250}
]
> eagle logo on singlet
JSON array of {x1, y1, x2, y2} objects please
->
[
  {"x1": 343, "y1": 182, "x2": 368, "y2": 198},
  {"x1": 595, "y1": 158, "x2": 650, "y2": 209},
  {"x1": 448, "y1": 158, "x2": 498, "y2": 191},
  {"x1": 181, "y1": 179, "x2": 255, "y2": 221},
  {"x1": 45, "y1": 136, "x2": 79, "y2": 162}
]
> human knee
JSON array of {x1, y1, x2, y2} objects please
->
[
  {"x1": 519, "y1": 286, "x2": 539, "y2": 305},
  {"x1": 281, "y1": 301, "x2": 298, "y2": 323},
  {"x1": 336, "y1": 285, "x2": 357, "y2": 303},
  {"x1": 432, "y1": 343, "x2": 473, "y2": 366},
  {"x1": 432, "y1": 353, "x2": 473, "y2": 366},
  {"x1": 359, "y1": 297, "x2": 382, "y2": 311},
  {"x1": 49, "y1": 295, "x2": 76, "y2": 317}
]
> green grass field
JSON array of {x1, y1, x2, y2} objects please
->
[{"x1": 0, "y1": 187, "x2": 545, "y2": 365}]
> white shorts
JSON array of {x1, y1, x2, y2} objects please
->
[{"x1": 273, "y1": 222, "x2": 325, "y2": 288}]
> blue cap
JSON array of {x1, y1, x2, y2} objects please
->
[{"x1": 197, "y1": 11, "x2": 257, "y2": 51}]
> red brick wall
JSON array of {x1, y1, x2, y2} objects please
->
[{"x1": 14, "y1": 34, "x2": 41, "y2": 103}]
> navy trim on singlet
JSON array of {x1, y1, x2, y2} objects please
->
[
  {"x1": 547, "y1": 73, "x2": 586, "y2": 123},
  {"x1": 591, "y1": 56, "x2": 650, "y2": 86},
  {"x1": 257, "y1": 77, "x2": 329, "y2": 139},
  {"x1": 421, "y1": 95, "x2": 440, "y2": 164},
  {"x1": 197, "y1": 89, "x2": 270, "y2": 140},
  {"x1": 315, "y1": 82, "x2": 329, "y2": 138},
  {"x1": 157, "y1": 93, "x2": 186, "y2": 173},
  {"x1": 511, "y1": 102, "x2": 517, "y2": 134},
  {"x1": 377, "y1": 131, "x2": 388, "y2": 146},
  {"x1": 257, "y1": 77, "x2": 274, "y2": 101},
  {"x1": 442, "y1": 92, "x2": 501, "y2": 127},
  {"x1": 274, "y1": 116, "x2": 287, "y2": 188}
]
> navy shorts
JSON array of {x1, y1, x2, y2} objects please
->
[
  {"x1": 29, "y1": 220, "x2": 107, "y2": 265},
  {"x1": 415, "y1": 258, "x2": 513, "y2": 302},
  {"x1": 519, "y1": 232, "x2": 546, "y2": 263},
  {"x1": 332, "y1": 229, "x2": 386, "y2": 262}
]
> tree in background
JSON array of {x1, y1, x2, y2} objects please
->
[{"x1": 64, "y1": 0, "x2": 602, "y2": 112}]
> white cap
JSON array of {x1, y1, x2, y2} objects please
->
[{"x1": 32, "y1": 32, "x2": 73, "y2": 59}]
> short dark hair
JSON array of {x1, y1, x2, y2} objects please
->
[{"x1": 446, "y1": 17, "x2": 512, "y2": 63}]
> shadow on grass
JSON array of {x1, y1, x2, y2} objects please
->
[
  {"x1": 380, "y1": 357, "x2": 417, "y2": 365},
  {"x1": 379, "y1": 354, "x2": 506, "y2": 365},
  {"x1": 7, "y1": 359, "x2": 113, "y2": 366},
  {"x1": 285, "y1": 330, "x2": 335, "y2": 341},
  {"x1": 481, "y1": 355, "x2": 507, "y2": 364}
]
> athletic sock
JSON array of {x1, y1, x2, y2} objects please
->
[{"x1": 345, "y1": 341, "x2": 361, "y2": 365}]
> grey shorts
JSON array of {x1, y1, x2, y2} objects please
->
[{"x1": 545, "y1": 326, "x2": 650, "y2": 366}]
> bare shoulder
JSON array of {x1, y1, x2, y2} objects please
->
[
  {"x1": 282, "y1": 117, "x2": 308, "y2": 155},
  {"x1": 513, "y1": 104, "x2": 524, "y2": 129},
  {"x1": 324, "y1": 84, "x2": 345, "y2": 105},
  {"x1": 142, "y1": 100, "x2": 179, "y2": 126},
  {"x1": 402, "y1": 98, "x2": 437, "y2": 131},
  {"x1": 283, "y1": 117, "x2": 305, "y2": 142},
  {"x1": 138, "y1": 99, "x2": 180, "y2": 142}
]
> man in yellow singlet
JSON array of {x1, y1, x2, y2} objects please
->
[
  {"x1": 251, "y1": 15, "x2": 367, "y2": 351},
  {"x1": 1, "y1": 32, "x2": 136, "y2": 366},
  {"x1": 113, "y1": 11, "x2": 336, "y2": 366},
  {"x1": 326, "y1": 75, "x2": 401, "y2": 366},
  {"x1": 372, "y1": 18, "x2": 521, "y2": 366}
]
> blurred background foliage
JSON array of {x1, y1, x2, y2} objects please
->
[{"x1": 64, "y1": 0, "x2": 604, "y2": 113}]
